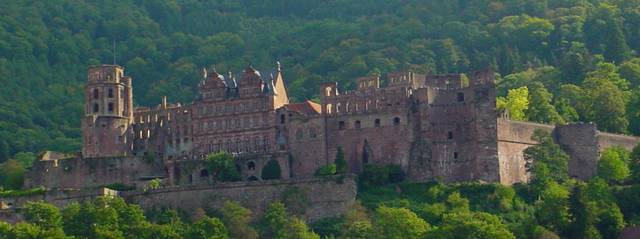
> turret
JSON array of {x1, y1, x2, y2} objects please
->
[{"x1": 82, "y1": 65, "x2": 134, "y2": 158}]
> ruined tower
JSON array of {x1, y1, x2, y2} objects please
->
[{"x1": 82, "y1": 65, "x2": 134, "y2": 158}]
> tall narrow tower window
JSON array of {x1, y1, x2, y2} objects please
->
[
  {"x1": 93, "y1": 103, "x2": 99, "y2": 113},
  {"x1": 93, "y1": 89, "x2": 99, "y2": 99}
]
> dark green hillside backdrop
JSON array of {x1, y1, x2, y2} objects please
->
[{"x1": 1, "y1": 0, "x2": 640, "y2": 160}]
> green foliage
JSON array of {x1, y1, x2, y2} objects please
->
[
  {"x1": 497, "y1": 86, "x2": 529, "y2": 120},
  {"x1": 189, "y1": 216, "x2": 229, "y2": 239},
  {"x1": 359, "y1": 164, "x2": 405, "y2": 188},
  {"x1": 205, "y1": 152, "x2": 240, "y2": 182},
  {"x1": 263, "y1": 201, "x2": 319, "y2": 239},
  {"x1": 315, "y1": 163, "x2": 337, "y2": 176},
  {"x1": 428, "y1": 211, "x2": 516, "y2": 239},
  {"x1": 524, "y1": 129, "x2": 570, "y2": 186},
  {"x1": 598, "y1": 147, "x2": 631, "y2": 183},
  {"x1": 525, "y1": 81, "x2": 565, "y2": 124},
  {"x1": 23, "y1": 201, "x2": 63, "y2": 230},
  {"x1": 0, "y1": 159, "x2": 25, "y2": 190},
  {"x1": 147, "y1": 178, "x2": 162, "y2": 190},
  {"x1": 0, "y1": 186, "x2": 45, "y2": 197},
  {"x1": 373, "y1": 206, "x2": 430, "y2": 239},
  {"x1": 262, "y1": 160, "x2": 282, "y2": 180},
  {"x1": 221, "y1": 201, "x2": 258, "y2": 239}
]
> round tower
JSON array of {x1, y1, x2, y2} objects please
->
[{"x1": 82, "y1": 65, "x2": 134, "y2": 158}]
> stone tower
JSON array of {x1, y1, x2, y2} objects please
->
[{"x1": 81, "y1": 65, "x2": 134, "y2": 158}]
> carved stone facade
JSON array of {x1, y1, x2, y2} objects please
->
[{"x1": 25, "y1": 63, "x2": 640, "y2": 190}]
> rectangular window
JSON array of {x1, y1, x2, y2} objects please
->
[
  {"x1": 454, "y1": 152, "x2": 459, "y2": 159},
  {"x1": 457, "y1": 92, "x2": 465, "y2": 102},
  {"x1": 108, "y1": 88, "x2": 114, "y2": 98},
  {"x1": 375, "y1": 119, "x2": 381, "y2": 127},
  {"x1": 448, "y1": 131, "x2": 453, "y2": 140},
  {"x1": 338, "y1": 121, "x2": 345, "y2": 130},
  {"x1": 108, "y1": 103, "x2": 114, "y2": 112}
]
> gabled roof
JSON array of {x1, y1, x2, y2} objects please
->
[{"x1": 285, "y1": 100, "x2": 321, "y2": 115}]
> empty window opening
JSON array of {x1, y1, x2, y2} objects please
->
[
  {"x1": 374, "y1": 119, "x2": 381, "y2": 127},
  {"x1": 280, "y1": 114, "x2": 285, "y2": 124},
  {"x1": 200, "y1": 169, "x2": 209, "y2": 177},
  {"x1": 355, "y1": 120, "x2": 361, "y2": 129},
  {"x1": 448, "y1": 131, "x2": 453, "y2": 140},
  {"x1": 393, "y1": 117, "x2": 400, "y2": 125},
  {"x1": 454, "y1": 152, "x2": 459, "y2": 159},
  {"x1": 338, "y1": 121, "x2": 345, "y2": 130},
  {"x1": 248, "y1": 161, "x2": 256, "y2": 171},
  {"x1": 457, "y1": 92, "x2": 465, "y2": 102}
]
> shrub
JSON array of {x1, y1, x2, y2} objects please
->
[
  {"x1": 359, "y1": 164, "x2": 405, "y2": 187},
  {"x1": 206, "y1": 152, "x2": 240, "y2": 182},
  {"x1": 315, "y1": 163, "x2": 337, "y2": 176}
]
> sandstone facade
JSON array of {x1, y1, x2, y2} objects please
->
[{"x1": 25, "y1": 63, "x2": 640, "y2": 190}]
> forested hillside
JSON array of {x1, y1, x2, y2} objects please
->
[{"x1": 1, "y1": 0, "x2": 640, "y2": 162}]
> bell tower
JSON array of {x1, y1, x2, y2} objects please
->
[{"x1": 82, "y1": 65, "x2": 134, "y2": 158}]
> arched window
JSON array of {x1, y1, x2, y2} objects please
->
[
  {"x1": 200, "y1": 169, "x2": 209, "y2": 177},
  {"x1": 93, "y1": 89, "x2": 99, "y2": 99},
  {"x1": 393, "y1": 117, "x2": 400, "y2": 125},
  {"x1": 325, "y1": 86, "x2": 332, "y2": 96},
  {"x1": 247, "y1": 161, "x2": 256, "y2": 171},
  {"x1": 355, "y1": 120, "x2": 361, "y2": 129}
]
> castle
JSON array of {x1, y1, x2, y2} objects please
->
[{"x1": 25, "y1": 63, "x2": 640, "y2": 190}]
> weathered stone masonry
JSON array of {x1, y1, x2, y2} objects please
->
[{"x1": 25, "y1": 63, "x2": 640, "y2": 190}]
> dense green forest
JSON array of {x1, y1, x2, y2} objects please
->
[{"x1": 2, "y1": 0, "x2": 640, "y2": 162}]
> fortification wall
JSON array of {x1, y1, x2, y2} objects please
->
[
  {"x1": 122, "y1": 176, "x2": 356, "y2": 222},
  {"x1": 496, "y1": 119, "x2": 554, "y2": 185},
  {"x1": 598, "y1": 132, "x2": 639, "y2": 152},
  {"x1": 24, "y1": 156, "x2": 167, "y2": 189}
]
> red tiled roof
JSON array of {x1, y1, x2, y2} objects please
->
[{"x1": 286, "y1": 100, "x2": 321, "y2": 115}]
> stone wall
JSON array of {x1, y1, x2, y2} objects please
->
[
  {"x1": 3, "y1": 177, "x2": 356, "y2": 223},
  {"x1": 24, "y1": 156, "x2": 167, "y2": 189},
  {"x1": 554, "y1": 123, "x2": 601, "y2": 180},
  {"x1": 121, "y1": 176, "x2": 357, "y2": 222},
  {"x1": 496, "y1": 119, "x2": 554, "y2": 185}
]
